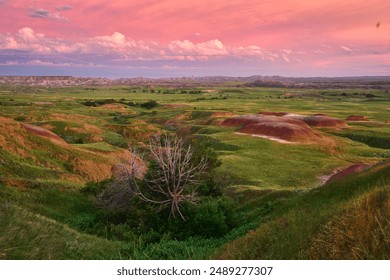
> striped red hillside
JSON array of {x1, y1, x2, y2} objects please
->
[
  {"x1": 221, "y1": 114, "x2": 309, "y2": 127},
  {"x1": 239, "y1": 122, "x2": 322, "y2": 143}
]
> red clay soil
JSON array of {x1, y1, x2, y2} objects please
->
[
  {"x1": 100, "y1": 103, "x2": 127, "y2": 110},
  {"x1": 0, "y1": 117, "x2": 32, "y2": 157},
  {"x1": 202, "y1": 112, "x2": 236, "y2": 125},
  {"x1": 107, "y1": 121, "x2": 160, "y2": 141},
  {"x1": 328, "y1": 164, "x2": 370, "y2": 182},
  {"x1": 3, "y1": 179, "x2": 29, "y2": 188},
  {"x1": 62, "y1": 148, "x2": 147, "y2": 182},
  {"x1": 239, "y1": 122, "x2": 321, "y2": 143},
  {"x1": 221, "y1": 113, "x2": 348, "y2": 143},
  {"x1": 258, "y1": 111, "x2": 288, "y2": 116},
  {"x1": 165, "y1": 112, "x2": 191, "y2": 123},
  {"x1": 301, "y1": 116, "x2": 348, "y2": 128},
  {"x1": 312, "y1": 113, "x2": 329, "y2": 117},
  {"x1": 50, "y1": 113, "x2": 96, "y2": 122},
  {"x1": 221, "y1": 114, "x2": 326, "y2": 143},
  {"x1": 75, "y1": 149, "x2": 147, "y2": 182},
  {"x1": 284, "y1": 114, "x2": 348, "y2": 129},
  {"x1": 0, "y1": 116, "x2": 147, "y2": 183},
  {"x1": 176, "y1": 125, "x2": 193, "y2": 137},
  {"x1": 210, "y1": 111, "x2": 236, "y2": 118},
  {"x1": 346, "y1": 115, "x2": 370, "y2": 121},
  {"x1": 21, "y1": 123, "x2": 68, "y2": 145},
  {"x1": 221, "y1": 114, "x2": 309, "y2": 127}
]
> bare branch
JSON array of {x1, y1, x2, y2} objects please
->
[{"x1": 112, "y1": 133, "x2": 208, "y2": 219}]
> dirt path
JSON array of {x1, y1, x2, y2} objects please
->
[{"x1": 317, "y1": 164, "x2": 372, "y2": 187}]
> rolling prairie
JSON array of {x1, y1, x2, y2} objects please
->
[{"x1": 0, "y1": 82, "x2": 389, "y2": 259}]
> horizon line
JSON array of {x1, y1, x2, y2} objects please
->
[{"x1": 1, "y1": 74, "x2": 390, "y2": 80}]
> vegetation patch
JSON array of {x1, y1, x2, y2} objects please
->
[{"x1": 333, "y1": 129, "x2": 390, "y2": 149}]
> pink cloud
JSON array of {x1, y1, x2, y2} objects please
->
[
  {"x1": 1, "y1": 27, "x2": 299, "y2": 63},
  {"x1": 168, "y1": 39, "x2": 228, "y2": 56},
  {"x1": 2, "y1": 27, "x2": 387, "y2": 74},
  {"x1": 17, "y1": 27, "x2": 43, "y2": 42},
  {"x1": 0, "y1": 1, "x2": 389, "y2": 76}
]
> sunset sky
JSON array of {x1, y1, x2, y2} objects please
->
[{"x1": 0, "y1": 0, "x2": 389, "y2": 77}]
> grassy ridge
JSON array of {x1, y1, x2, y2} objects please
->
[
  {"x1": 0, "y1": 202, "x2": 126, "y2": 259},
  {"x1": 215, "y1": 161, "x2": 390, "y2": 259},
  {"x1": 0, "y1": 184, "x2": 229, "y2": 259}
]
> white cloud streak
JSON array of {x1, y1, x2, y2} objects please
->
[{"x1": 340, "y1": 45, "x2": 354, "y2": 53}]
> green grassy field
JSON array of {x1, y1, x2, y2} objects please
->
[{"x1": 0, "y1": 85, "x2": 389, "y2": 259}]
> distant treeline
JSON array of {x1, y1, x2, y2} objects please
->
[
  {"x1": 244, "y1": 77, "x2": 390, "y2": 90},
  {"x1": 80, "y1": 99, "x2": 159, "y2": 109}
]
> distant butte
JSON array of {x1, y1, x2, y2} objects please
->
[{"x1": 1, "y1": 75, "x2": 390, "y2": 89}]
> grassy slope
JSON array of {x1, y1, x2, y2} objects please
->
[
  {"x1": 0, "y1": 184, "x2": 223, "y2": 260},
  {"x1": 215, "y1": 161, "x2": 390, "y2": 259},
  {"x1": 212, "y1": 131, "x2": 344, "y2": 189},
  {"x1": 0, "y1": 202, "x2": 126, "y2": 259},
  {"x1": 1, "y1": 161, "x2": 388, "y2": 260}
]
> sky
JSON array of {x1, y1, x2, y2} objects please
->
[{"x1": 0, "y1": 0, "x2": 389, "y2": 77}]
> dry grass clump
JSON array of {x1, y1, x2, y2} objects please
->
[{"x1": 308, "y1": 187, "x2": 390, "y2": 259}]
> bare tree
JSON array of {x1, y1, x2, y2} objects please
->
[
  {"x1": 96, "y1": 150, "x2": 144, "y2": 211},
  {"x1": 113, "y1": 134, "x2": 208, "y2": 219}
]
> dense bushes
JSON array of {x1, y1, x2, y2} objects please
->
[
  {"x1": 167, "y1": 198, "x2": 239, "y2": 239},
  {"x1": 140, "y1": 100, "x2": 158, "y2": 109},
  {"x1": 82, "y1": 187, "x2": 239, "y2": 241},
  {"x1": 80, "y1": 98, "x2": 159, "y2": 109},
  {"x1": 81, "y1": 99, "x2": 116, "y2": 107}
]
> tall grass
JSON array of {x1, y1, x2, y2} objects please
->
[
  {"x1": 0, "y1": 200, "x2": 128, "y2": 259},
  {"x1": 215, "y1": 162, "x2": 390, "y2": 259},
  {"x1": 308, "y1": 185, "x2": 390, "y2": 259}
]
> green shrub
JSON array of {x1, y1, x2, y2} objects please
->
[
  {"x1": 197, "y1": 180, "x2": 223, "y2": 197},
  {"x1": 81, "y1": 179, "x2": 113, "y2": 196},
  {"x1": 341, "y1": 132, "x2": 390, "y2": 149},
  {"x1": 14, "y1": 116, "x2": 26, "y2": 122},
  {"x1": 107, "y1": 223, "x2": 137, "y2": 242},
  {"x1": 140, "y1": 100, "x2": 158, "y2": 109},
  {"x1": 103, "y1": 132, "x2": 128, "y2": 148},
  {"x1": 80, "y1": 99, "x2": 116, "y2": 107},
  {"x1": 68, "y1": 214, "x2": 97, "y2": 232},
  {"x1": 167, "y1": 198, "x2": 239, "y2": 239}
]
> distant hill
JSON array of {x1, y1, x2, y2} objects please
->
[
  {"x1": 1, "y1": 75, "x2": 390, "y2": 89},
  {"x1": 0, "y1": 76, "x2": 112, "y2": 87},
  {"x1": 244, "y1": 76, "x2": 390, "y2": 90}
]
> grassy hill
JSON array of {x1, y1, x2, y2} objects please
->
[{"x1": 216, "y1": 161, "x2": 390, "y2": 259}]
